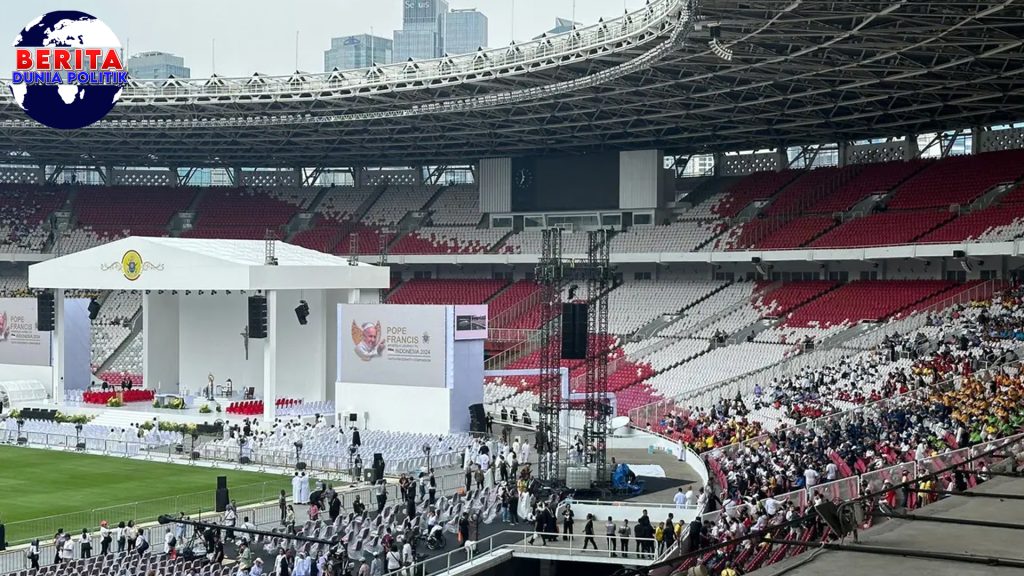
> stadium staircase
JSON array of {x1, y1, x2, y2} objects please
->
[
  {"x1": 487, "y1": 229, "x2": 519, "y2": 253},
  {"x1": 630, "y1": 281, "x2": 735, "y2": 341}
]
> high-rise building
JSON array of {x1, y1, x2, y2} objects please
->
[
  {"x1": 127, "y1": 51, "x2": 190, "y2": 80},
  {"x1": 534, "y1": 17, "x2": 581, "y2": 39},
  {"x1": 324, "y1": 35, "x2": 393, "y2": 71},
  {"x1": 445, "y1": 8, "x2": 488, "y2": 56},
  {"x1": 393, "y1": 0, "x2": 449, "y2": 62}
]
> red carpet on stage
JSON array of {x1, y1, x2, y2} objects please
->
[{"x1": 83, "y1": 389, "x2": 155, "y2": 405}]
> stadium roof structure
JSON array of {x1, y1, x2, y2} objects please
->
[{"x1": 2, "y1": 0, "x2": 1024, "y2": 167}]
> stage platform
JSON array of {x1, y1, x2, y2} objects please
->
[{"x1": 18, "y1": 395, "x2": 287, "y2": 429}]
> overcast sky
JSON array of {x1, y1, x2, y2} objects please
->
[{"x1": 11, "y1": 1, "x2": 649, "y2": 78}]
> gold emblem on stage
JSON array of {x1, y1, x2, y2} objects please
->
[{"x1": 121, "y1": 250, "x2": 143, "y2": 281}]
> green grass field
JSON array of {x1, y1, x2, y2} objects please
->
[{"x1": 0, "y1": 446, "x2": 288, "y2": 543}]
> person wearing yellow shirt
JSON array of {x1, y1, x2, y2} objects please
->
[
  {"x1": 654, "y1": 522, "x2": 665, "y2": 555},
  {"x1": 721, "y1": 563, "x2": 739, "y2": 576}
]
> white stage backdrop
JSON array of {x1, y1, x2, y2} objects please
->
[
  {"x1": 338, "y1": 304, "x2": 448, "y2": 388},
  {"x1": 0, "y1": 298, "x2": 51, "y2": 366}
]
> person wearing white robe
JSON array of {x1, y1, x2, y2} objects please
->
[
  {"x1": 293, "y1": 552, "x2": 311, "y2": 576},
  {"x1": 517, "y1": 490, "x2": 534, "y2": 522},
  {"x1": 299, "y1": 472, "x2": 310, "y2": 503},
  {"x1": 291, "y1": 473, "x2": 302, "y2": 505}
]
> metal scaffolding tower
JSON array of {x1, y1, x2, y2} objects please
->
[
  {"x1": 535, "y1": 228, "x2": 564, "y2": 483},
  {"x1": 584, "y1": 229, "x2": 612, "y2": 486}
]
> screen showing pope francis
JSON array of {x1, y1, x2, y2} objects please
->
[{"x1": 337, "y1": 304, "x2": 448, "y2": 388}]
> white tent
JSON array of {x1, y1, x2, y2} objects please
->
[{"x1": 30, "y1": 237, "x2": 389, "y2": 419}]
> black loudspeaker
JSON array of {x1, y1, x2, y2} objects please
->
[
  {"x1": 372, "y1": 453, "x2": 385, "y2": 484},
  {"x1": 215, "y1": 489, "x2": 229, "y2": 513},
  {"x1": 0, "y1": 523, "x2": 6, "y2": 551},
  {"x1": 469, "y1": 403, "x2": 486, "y2": 433},
  {"x1": 37, "y1": 292, "x2": 55, "y2": 332},
  {"x1": 248, "y1": 296, "x2": 268, "y2": 339},
  {"x1": 216, "y1": 476, "x2": 227, "y2": 490},
  {"x1": 953, "y1": 249, "x2": 967, "y2": 258},
  {"x1": 561, "y1": 303, "x2": 588, "y2": 360},
  {"x1": 87, "y1": 299, "x2": 101, "y2": 321}
]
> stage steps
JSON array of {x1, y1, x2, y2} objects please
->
[{"x1": 88, "y1": 408, "x2": 159, "y2": 430}]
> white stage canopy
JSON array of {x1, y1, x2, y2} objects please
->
[
  {"x1": 29, "y1": 237, "x2": 389, "y2": 419},
  {"x1": 29, "y1": 237, "x2": 385, "y2": 291}
]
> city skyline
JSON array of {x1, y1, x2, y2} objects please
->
[{"x1": 9, "y1": 0, "x2": 651, "y2": 78}]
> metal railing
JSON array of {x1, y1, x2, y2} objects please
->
[
  {"x1": 197, "y1": 444, "x2": 465, "y2": 479},
  {"x1": 490, "y1": 289, "x2": 546, "y2": 329},
  {"x1": 384, "y1": 531, "x2": 659, "y2": 576},
  {"x1": 657, "y1": 431, "x2": 1024, "y2": 573},
  {"x1": 0, "y1": 479, "x2": 288, "y2": 547}
]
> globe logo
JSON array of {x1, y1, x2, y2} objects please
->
[{"x1": 10, "y1": 11, "x2": 127, "y2": 130}]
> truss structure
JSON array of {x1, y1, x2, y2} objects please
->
[
  {"x1": 3, "y1": 1, "x2": 1020, "y2": 168},
  {"x1": 584, "y1": 230, "x2": 612, "y2": 487},
  {"x1": 535, "y1": 228, "x2": 564, "y2": 484}
]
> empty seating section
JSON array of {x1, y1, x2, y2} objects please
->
[
  {"x1": 644, "y1": 342, "x2": 789, "y2": 399},
  {"x1": 806, "y1": 159, "x2": 929, "y2": 213},
  {"x1": 631, "y1": 337, "x2": 709, "y2": 371},
  {"x1": 0, "y1": 185, "x2": 66, "y2": 252},
  {"x1": 390, "y1": 227, "x2": 506, "y2": 254},
  {"x1": 334, "y1": 223, "x2": 395, "y2": 255},
  {"x1": 90, "y1": 291, "x2": 141, "y2": 370},
  {"x1": 809, "y1": 210, "x2": 954, "y2": 248},
  {"x1": 73, "y1": 185, "x2": 197, "y2": 228},
  {"x1": 386, "y1": 278, "x2": 507, "y2": 305},
  {"x1": 103, "y1": 334, "x2": 143, "y2": 382},
  {"x1": 762, "y1": 166, "x2": 850, "y2": 216},
  {"x1": 362, "y1": 185, "x2": 437, "y2": 226},
  {"x1": 886, "y1": 150, "x2": 1024, "y2": 210},
  {"x1": 501, "y1": 230, "x2": 596, "y2": 254},
  {"x1": 660, "y1": 281, "x2": 758, "y2": 337},
  {"x1": 607, "y1": 279, "x2": 724, "y2": 335},
  {"x1": 756, "y1": 281, "x2": 837, "y2": 317},
  {"x1": 317, "y1": 187, "x2": 376, "y2": 222},
  {"x1": 754, "y1": 215, "x2": 836, "y2": 249},
  {"x1": 428, "y1": 185, "x2": 483, "y2": 226},
  {"x1": 288, "y1": 216, "x2": 344, "y2": 252},
  {"x1": 918, "y1": 201, "x2": 1024, "y2": 243},
  {"x1": 183, "y1": 188, "x2": 304, "y2": 239},
  {"x1": 782, "y1": 280, "x2": 954, "y2": 327},
  {"x1": 609, "y1": 221, "x2": 724, "y2": 252},
  {"x1": 488, "y1": 280, "x2": 544, "y2": 329},
  {"x1": 713, "y1": 170, "x2": 803, "y2": 217},
  {"x1": 62, "y1": 225, "x2": 171, "y2": 253}
]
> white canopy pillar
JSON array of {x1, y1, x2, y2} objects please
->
[
  {"x1": 263, "y1": 290, "x2": 278, "y2": 422},
  {"x1": 51, "y1": 289, "x2": 66, "y2": 402}
]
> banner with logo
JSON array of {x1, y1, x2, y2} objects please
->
[
  {"x1": 338, "y1": 304, "x2": 448, "y2": 388},
  {"x1": 453, "y1": 305, "x2": 488, "y2": 340},
  {"x1": 0, "y1": 298, "x2": 52, "y2": 366}
]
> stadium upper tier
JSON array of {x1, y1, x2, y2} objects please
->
[
  {"x1": 6, "y1": 149, "x2": 1024, "y2": 258},
  {"x1": 2, "y1": 0, "x2": 1024, "y2": 166}
]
